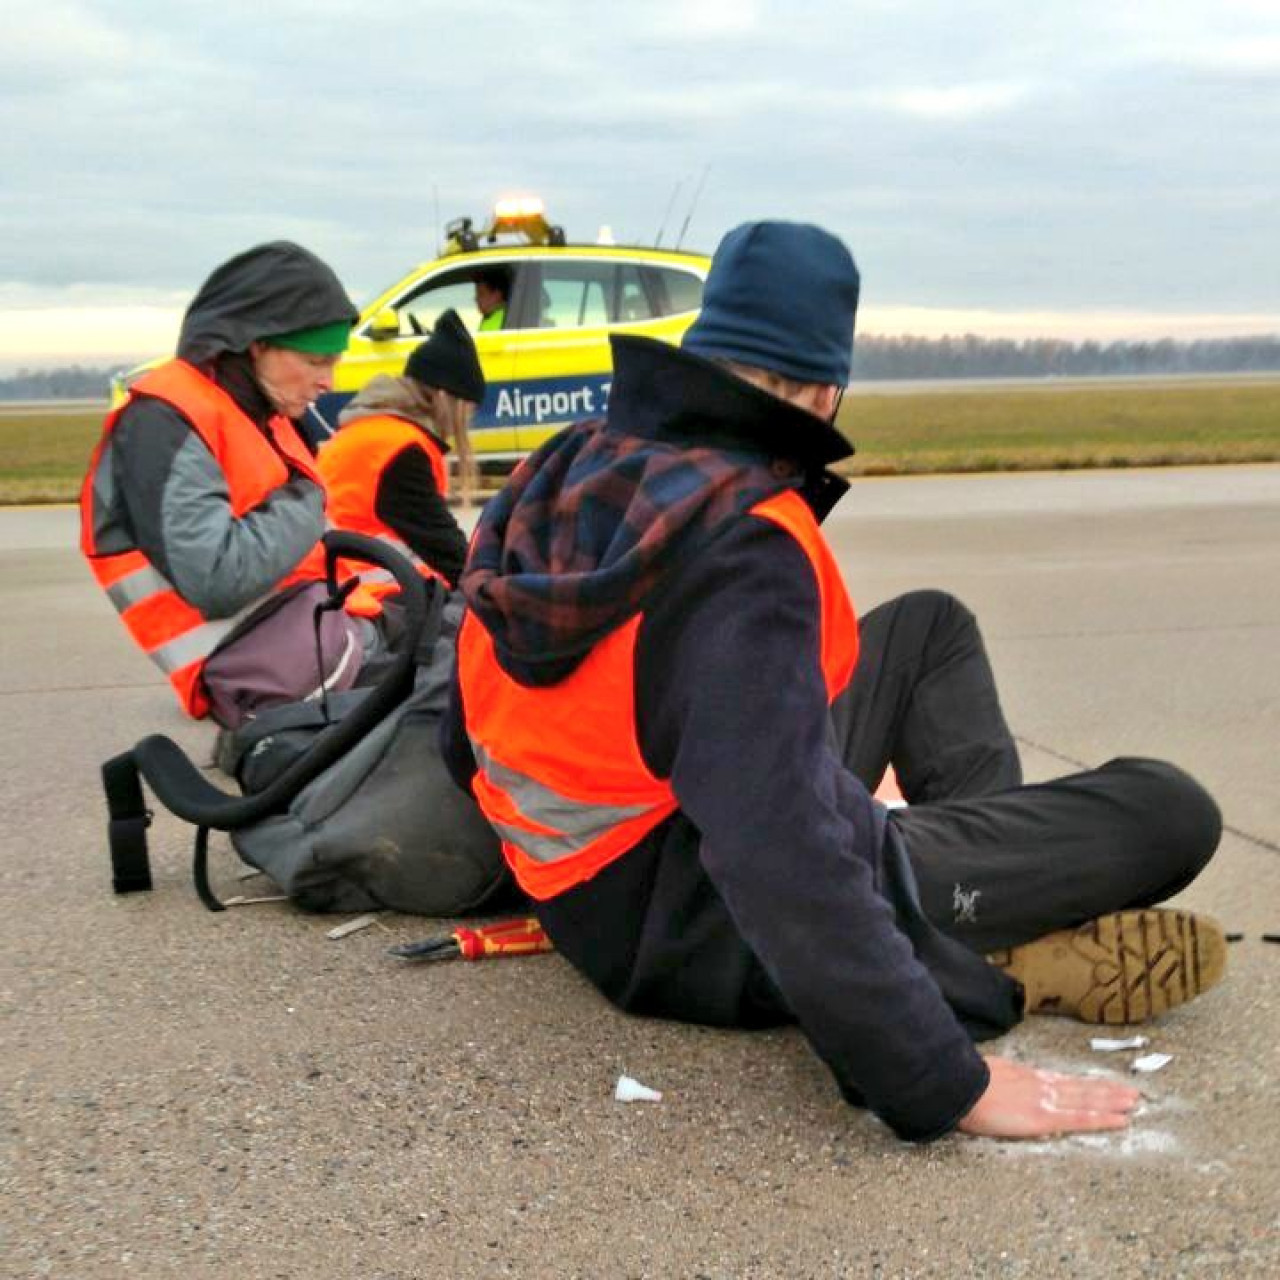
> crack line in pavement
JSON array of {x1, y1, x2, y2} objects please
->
[
  {"x1": 1015, "y1": 735, "x2": 1279, "y2": 857},
  {"x1": 1000, "y1": 622, "x2": 1277, "y2": 641},
  {"x1": 0, "y1": 681, "x2": 156, "y2": 697}
]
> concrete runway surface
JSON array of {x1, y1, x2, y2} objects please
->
[{"x1": 2, "y1": 466, "x2": 1277, "y2": 1279}]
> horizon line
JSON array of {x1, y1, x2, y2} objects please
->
[{"x1": 1, "y1": 303, "x2": 1278, "y2": 375}]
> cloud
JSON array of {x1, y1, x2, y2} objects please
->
[
  {"x1": 656, "y1": 0, "x2": 763, "y2": 37},
  {"x1": 864, "y1": 81, "x2": 1036, "y2": 120},
  {"x1": 1163, "y1": 36, "x2": 1280, "y2": 73},
  {"x1": 1082, "y1": 1, "x2": 1280, "y2": 74},
  {"x1": 0, "y1": 0, "x2": 1276, "y2": 334},
  {"x1": 2, "y1": 3, "x2": 131, "y2": 79},
  {"x1": 0, "y1": 284, "x2": 186, "y2": 372},
  {"x1": 0, "y1": 1, "x2": 180, "y2": 89}
]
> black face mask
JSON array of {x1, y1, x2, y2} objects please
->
[{"x1": 829, "y1": 385, "x2": 846, "y2": 425}]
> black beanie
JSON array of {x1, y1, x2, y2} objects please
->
[
  {"x1": 404, "y1": 309, "x2": 486, "y2": 402},
  {"x1": 682, "y1": 221, "x2": 859, "y2": 386}
]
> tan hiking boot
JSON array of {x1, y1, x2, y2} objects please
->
[{"x1": 988, "y1": 909, "x2": 1227, "y2": 1024}]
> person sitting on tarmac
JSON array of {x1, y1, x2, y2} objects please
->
[
  {"x1": 318, "y1": 309, "x2": 485, "y2": 594},
  {"x1": 80, "y1": 241, "x2": 382, "y2": 729},
  {"x1": 474, "y1": 268, "x2": 510, "y2": 332},
  {"x1": 442, "y1": 220, "x2": 1226, "y2": 1145}
]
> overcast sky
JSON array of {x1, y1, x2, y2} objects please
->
[{"x1": 2, "y1": 0, "x2": 1278, "y2": 368}]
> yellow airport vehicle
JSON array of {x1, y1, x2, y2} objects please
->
[
  {"x1": 332, "y1": 197, "x2": 709, "y2": 462},
  {"x1": 111, "y1": 197, "x2": 710, "y2": 464}
]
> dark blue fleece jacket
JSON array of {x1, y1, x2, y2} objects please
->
[{"x1": 444, "y1": 336, "x2": 993, "y2": 1141}]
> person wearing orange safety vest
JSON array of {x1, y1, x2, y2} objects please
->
[
  {"x1": 318, "y1": 309, "x2": 485, "y2": 608},
  {"x1": 80, "y1": 241, "x2": 380, "y2": 727},
  {"x1": 443, "y1": 222, "x2": 1223, "y2": 1145}
]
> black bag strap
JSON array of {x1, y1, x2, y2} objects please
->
[
  {"x1": 192, "y1": 827, "x2": 224, "y2": 912},
  {"x1": 102, "y1": 531, "x2": 438, "y2": 908},
  {"x1": 103, "y1": 751, "x2": 152, "y2": 894},
  {"x1": 102, "y1": 756, "x2": 224, "y2": 912}
]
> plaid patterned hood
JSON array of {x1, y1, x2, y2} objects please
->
[{"x1": 461, "y1": 337, "x2": 851, "y2": 685}]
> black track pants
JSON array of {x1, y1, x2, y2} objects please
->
[{"x1": 831, "y1": 591, "x2": 1222, "y2": 953}]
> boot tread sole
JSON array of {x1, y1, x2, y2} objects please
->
[{"x1": 992, "y1": 909, "x2": 1226, "y2": 1025}]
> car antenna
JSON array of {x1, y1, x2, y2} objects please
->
[
  {"x1": 654, "y1": 178, "x2": 684, "y2": 248},
  {"x1": 674, "y1": 164, "x2": 710, "y2": 250},
  {"x1": 433, "y1": 185, "x2": 441, "y2": 252}
]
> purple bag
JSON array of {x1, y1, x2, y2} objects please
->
[{"x1": 201, "y1": 582, "x2": 366, "y2": 728}]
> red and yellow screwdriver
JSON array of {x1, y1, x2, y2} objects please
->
[{"x1": 388, "y1": 916, "x2": 554, "y2": 962}]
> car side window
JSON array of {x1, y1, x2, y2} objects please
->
[
  {"x1": 643, "y1": 266, "x2": 705, "y2": 317},
  {"x1": 617, "y1": 265, "x2": 655, "y2": 323},
  {"x1": 534, "y1": 262, "x2": 615, "y2": 329},
  {"x1": 392, "y1": 270, "x2": 486, "y2": 336}
]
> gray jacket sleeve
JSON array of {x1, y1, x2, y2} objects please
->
[{"x1": 111, "y1": 398, "x2": 326, "y2": 618}]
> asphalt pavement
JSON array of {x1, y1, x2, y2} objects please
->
[{"x1": 2, "y1": 465, "x2": 1277, "y2": 1278}]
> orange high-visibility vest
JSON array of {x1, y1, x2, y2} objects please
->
[
  {"x1": 317, "y1": 413, "x2": 453, "y2": 612},
  {"x1": 457, "y1": 488, "x2": 860, "y2": 900},
  {"x1": 80, "y1": 359, "x2": 332, "y2": 718}
]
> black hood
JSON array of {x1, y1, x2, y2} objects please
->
[{"x1": 176, "y1": 241, "x2": 358, "y2": 366}]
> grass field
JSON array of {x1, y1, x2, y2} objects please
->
[
  {"x1": 0, "y1": 403, "x2": 104, "y2": 504},
  {"x1": 835, "y1": 378, "x2": 1280, "y2": 477},
  {"x1": 2, "y1": 378, "x2": 1278, "y2": 503}
]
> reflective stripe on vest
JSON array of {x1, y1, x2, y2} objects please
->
[
  {"x1": 104, "y1": 561, "x2": 173, "y2": 612},
  {"x1": 79, "y1": 359, "x2": 332, "y2": 717},
  {"x1": 317, "y1": 413, "x2": 453, "y2": 613},
  {"x1": 459, "y1": 611, "x2": 679, "y2": 900},
  {"x1": 152, "y1": 619, "x2": 240, "y2": 675},
  {"x1": 99, "y1": 558, "x2": 247, "y2": 672},
  {"x1": 473, "y1": 743, "x2": 655, "y2": 863},
  {"x1": 458, "y1": 487, "x2": 859, "y2": 901}
]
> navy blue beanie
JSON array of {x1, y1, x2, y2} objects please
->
[{"x1": 682, "y1": 221, "x2": 859, "y2": 386}]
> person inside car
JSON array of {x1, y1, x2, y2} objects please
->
[
  {"x1": 474, "y1": 268, "x2": 511, "y2": 332},
  {"x1": 442, "y1": 220, "x2": 1225, "y2": 1144}
]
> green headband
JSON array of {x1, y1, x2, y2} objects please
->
[{"x1": 265, "y1": 320, "x2": 353, "y2": 355}]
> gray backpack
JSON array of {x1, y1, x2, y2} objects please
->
[
  {"x1": 220, "y1": 596, "x2": 511, "y2": 914},
  {"x1": 102, "y1": 531, "x2": 511, "y2": 917}
]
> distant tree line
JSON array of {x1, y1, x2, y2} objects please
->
[
  {"x1": 851, "y1": 334, "x2": 1280, "y2": 380},
  {"x1": 1, "y1": 335, "x2": 1278, "y2": 399},
  {"x1": 0, "y1": 365, "x2": 118, "y2": 400}
]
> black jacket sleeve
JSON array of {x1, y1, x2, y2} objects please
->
[
  {"x1": 635, "y1": 516, "x2": 990, "y2": 1142},
  {"x1": 374, "y1": 444, "x2": 468, "y2": 586}
]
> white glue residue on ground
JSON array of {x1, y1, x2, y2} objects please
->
[
  {"x1": 983, "y1": 1092, "x2": 1192, "y2": 1162},
  {"x1": 1073, "y1": 1127, "x2": 1180, "y2": 1156},
  {"x1": 985, "y1": 1127, "x2": 1181, "y2": 1160}
]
